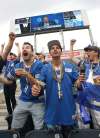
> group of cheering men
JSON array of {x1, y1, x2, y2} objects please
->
[{"x1": 0, "y1": 32, "x2": 100, "y2": 138}]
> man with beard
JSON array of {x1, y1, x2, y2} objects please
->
[
  {"x1": 0, "y1": 42, "x2": 45, "y2": 131},
  {"x1": 76, "y1": 45, "x2": 100, "y2": 129},
  {"x1": 32, "y1": 40, "x2": 79, "y2": 138}
]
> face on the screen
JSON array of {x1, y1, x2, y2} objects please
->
[{"x1": 43, "y1": 16, "x2": 49, "y2": 23}]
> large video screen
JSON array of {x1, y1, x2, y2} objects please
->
[
  {"x1": 31, "y1": 13, "x2": 64, "y2": 32},
  {"x1": 14, "y1": 10, "x2": 89, "y2": 36},
  {"x1": 63, "y1": 10, "x2": 84, "y2": 28},
  {"x1": 15, "y1": 17, "x2": 31, "y2": 35}
]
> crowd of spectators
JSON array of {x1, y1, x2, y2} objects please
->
[{"x1": 0, "y1": 32, "x2": 100, "y2": 138}]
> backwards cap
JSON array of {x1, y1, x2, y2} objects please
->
[
  {"x1": 48, "y1": 40, "x2": 62, "y2": 51},
  {"x1": 84, "y1": 45, "x2": 100, "y2": 53}
]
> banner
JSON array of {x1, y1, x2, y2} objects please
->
[{"x1": 45, "y1": 50, "x2": 82, "y2": 61}]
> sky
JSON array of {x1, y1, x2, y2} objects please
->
[{"x1": 0, "y1": 0, "x2": 100, "y2": 54}]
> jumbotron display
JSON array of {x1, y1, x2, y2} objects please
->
[{"x1": 14, "y1": 10, "x2": 89, "y2": 36}]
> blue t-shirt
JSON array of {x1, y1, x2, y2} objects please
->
[
  {"x1": 6, "y1": 60, "x2": 44, "y2": 103},
  {"x1": 39, "y1": 61, "x2": 79, "y2": 125},
  {"x1": 77, "y1": 62, "x2": 100, "y2": 111}
]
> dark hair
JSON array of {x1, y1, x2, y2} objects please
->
[
  {"x1": 23, "y1": 42, "x2": 33, "y2": 51},
  {"x1": 9, "y1": 52, "x2": 17, "y2": 57},
  {"x1": 84, "y1": 45, "x2": 92, "y2": 52},
  {"x1": 36, "y1": 52, "x2": 40, "y2": 56},
  {"x1": 48, "y1": 40, "x2": 62, "y2": 52},
  {"x1": 84, "y1": 45, "x2": 100, "y2": 57},
  {"x1": 36, "y1": 52, "x2": 45, "y2": 59}
]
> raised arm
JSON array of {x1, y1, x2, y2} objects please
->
[
  {"x1": 15, "y1": 68, "x2": 45, "y2": 86},
  {"x1": 69, "y1": 39, "x2": 76, "y2": 59},
  {"x1": 0, "y1": 43, "x2": 5, "y2": 56},
  {"x1": 15, "y1": 42, "x2": 21, "y2": 59},
  {"x1": 2, "y1": 32, "x2": 16, "y2": 60}
]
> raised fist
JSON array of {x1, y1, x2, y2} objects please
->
[
  {"x1": 70, "y1": 39, "x2": 76, "y2": 46},
  {"x1": 9, "y1": 32, "x2": 16, "y2": 41}
]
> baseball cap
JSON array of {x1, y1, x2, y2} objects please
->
[
  {"x1": 84, "y1": 45, "x2": 100, "y2": 54},
  {"x1": 47, "y1": 40, "x2": 62, "y2": 51}
]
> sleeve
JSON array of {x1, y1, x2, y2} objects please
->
[
  {"x1": 31, "y1": 60, "x2": 43, "y2": 75},
  {"x1": 38, "y1": 64, "x2": 47, "y2": 82},
  {"x1": 71, "y1": 64, "x2": 79, "y2": 82},
  {"x1": 64, "y1": 60, "x2": 79, "y2": 82},
  {"x1": 37, "y1": 61, "x2": 44, "y2": 74},
  {"x1": 6, "y1": 63, "x2": 20, "y2": 80},
  {"x1": 14, "y1": 58, "x2": 20, "y2": 65}
]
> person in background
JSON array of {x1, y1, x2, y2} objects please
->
[
  {"x1": 0, "y1": 32, "x2": 16, "y2": 73},
  {"x1": 32, "y1": 40, "x2": 79, "y2": 138},
  {"x1": 0, "y1": 43, "x2": 5, "y2": 56},
  {"x1": 0, "y1": 43, "x2": 5, "y2": 92},
  {"x1": 0, "y1": 42, "x2": 45, "y2": 133},
  {"x1": 69, "y1": 41, "x2": 92, "y2": 129},
  {"x1": 69, "y1": 39, "x2": 82, "y2": 65},
  {"x1": 69, "y1": 39, "x2": 76, "y2": 61},
  {"x1": 36, "y1": 52, "x2": 48, "y2": 64},
  {"x1": 3, "y1": 42, "x2": 21, "y2": 129},
  {"x1": 84, "y1": 45, "x2": 100, "y2": 129},
  {"x1": 76, "y1": 45, "x2": 100, "y2": 129}
]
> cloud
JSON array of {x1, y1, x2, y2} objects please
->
[{"x1": 1, "y1": 0, "x2": 100, "y2": 23}]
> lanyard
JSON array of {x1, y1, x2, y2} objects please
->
[
  {"x1": 57, "y1": 82, "x2": 63, "y2": 99},
  {"x1": 52, "y1": 62, "x2": 64, "y2": 99}
]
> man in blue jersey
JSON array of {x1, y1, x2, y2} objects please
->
[
  {"x1": 84, "y1": 46, "x2": 100, "y2": 129},
  {"x1": 32, "y1": 40, "x2": 79, "y2": 138},
  {"x1": 76, "y1": 45, "x2": 100, "y2": 129},
  {"x1": 0, "y1": 42, "x2": 45, "y2": 130}
]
